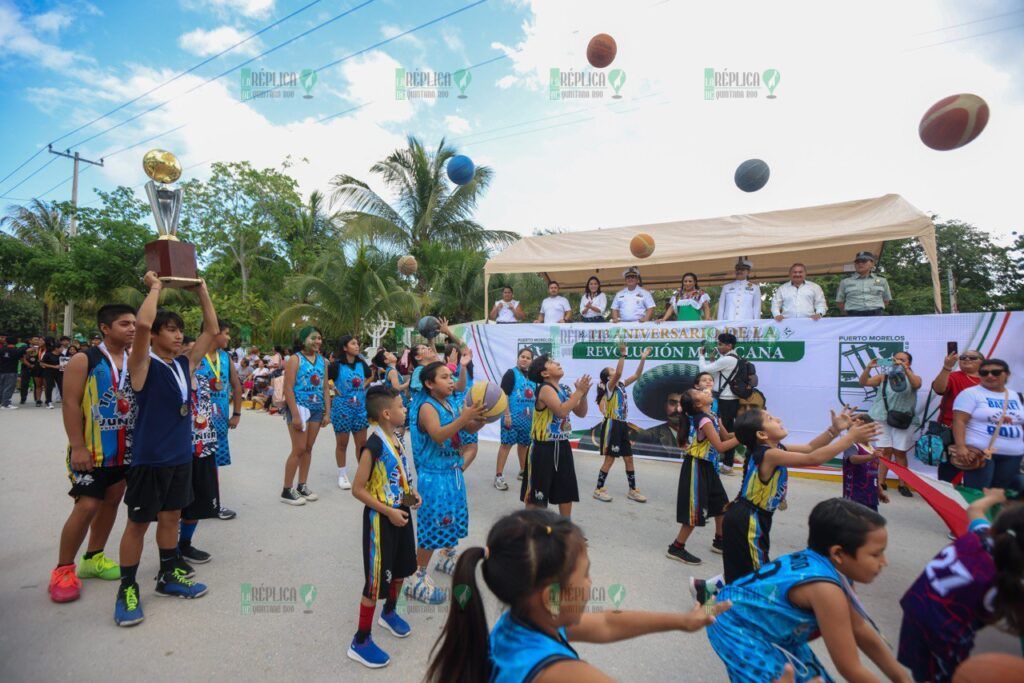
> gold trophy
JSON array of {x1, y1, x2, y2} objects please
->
[{"x1": 142, "y1": 149, "x2": 200, "y2": 287}]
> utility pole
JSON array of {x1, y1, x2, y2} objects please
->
[
  {"x1": 947, "y1": 266, "x2": 959, "y2": 314},
  {"x1": 48, "y1": 145, "x2": 104, "y2": 337}
]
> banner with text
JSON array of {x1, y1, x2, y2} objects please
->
[{"x1": 464, "y1": 312, "x2": 1022, "y2": 462}]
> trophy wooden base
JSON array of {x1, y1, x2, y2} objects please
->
[{"x1": 144, "y1": 240, "x2": 200, "y2": 288}]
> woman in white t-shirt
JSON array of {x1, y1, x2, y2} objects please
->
[
  {"x1": 952, "y1": 358, "x2": 1024, "y2": 490},
  {"x1": 579, "y1": 276, "x2": 608, "y2": 323},
  {"x1": 489, "y1": 286, "x2": 525, "y2": 324},
  {"x1": 659, "y1": 273, "x2": 711, "y2": 322}
]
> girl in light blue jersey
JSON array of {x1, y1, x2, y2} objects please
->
[{"x1": 425, "y1": 509, "x2": 726, "y2": 683}]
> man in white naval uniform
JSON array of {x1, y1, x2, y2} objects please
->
[{"x1": 716, "y1": 258, "x2": 762, "y2": 321}]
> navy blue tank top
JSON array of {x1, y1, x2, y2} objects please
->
[{"x1": 132, "y1": 354, "x2": 193, "y2": 467}]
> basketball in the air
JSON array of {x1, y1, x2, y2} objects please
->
[
  {"x1": 630, "y1": 233, "x2": 655, "y2": 259},
  {"x1": 447, "y1": 155, "x2": 475, "y2": 185},
  {"x1": 466, "y1": 381, "x2": 508, "y2": 423},
  {"x1": 398, "y1": 255, "x2": 417, "y2": 276},
  {"x1": 952, "y1": 653, "x2": 1024, "y2": 682},
  {"x1": 735, "y1": 158, "x2": 770, "y2": 192},
  {"x1": 587, "y1": 33, "x2": 617, "y2": 69},
  {"x1": 417, "y1": 315, "x2": 441, "y2": 340},
  {"x1": 919, "y1": 93, "x2": 989, "y2": 151}
]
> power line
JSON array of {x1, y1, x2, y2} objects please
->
[
  {"x1": 0, "y1": 0, "x2": 328, "y2": 190},
  {"x1": 0, "y1": 156, "x2": 59, "y2": 197},
  {"x1": 914, "y1": 8, "x2": 1024, "y2": 36},
  {"x1": 910, "y1": 21, "x2": 1024, "y2": 50},
  {"x1": 65, "y1": 0, "x2": 380, "y2": 151}
]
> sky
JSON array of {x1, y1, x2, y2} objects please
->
[{"x1": 0, "y1": 0, "x2": 1022, "y2": 245}]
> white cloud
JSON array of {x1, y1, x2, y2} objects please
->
[
  {"x1": 30, "y1": 10, "x2": 73, "y2": 34},
  {"x1": 179, "y1": 26, "x2": 260, "y2": 57},
  {"x1": 183, "y1": 0, "x2": 274, "y2": 20},
  {"x1": 444, "y1": 115, "x2": 471, "y2": 134},
  {"x1": 0, "y1": 0, "x2": 81, "y2": 69}
]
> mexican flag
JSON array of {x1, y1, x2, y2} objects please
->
[{"x1": 881, "y1": 459, "x2": 993, "y2": 537}]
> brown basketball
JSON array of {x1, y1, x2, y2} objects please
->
[
  {"x1": 397, "y1": 255, "x2": 418, "y2": 276},
  {"x1": 587, "y1": 33, "x2": 617, "y2": 69},
  {"x1": 629, "y1": 233, "x2": 655, "y2": 259},
  {"x1": 953, "y1": 653, "x2": 1024, "y2": 682}
]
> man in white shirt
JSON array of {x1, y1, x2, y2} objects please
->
[
  {"x1": 771, "y1": 263, "x2": 827, "y2": 321},
  {"x1": 716, "y1": 258, "x2": 762, "y2": 321},
  {"x1": 610, "y1": 267, "x2": 656, "y2": 323},
  {"x1": 535, "y1": 281, "x2": 572, "y2": 324},
  {"x1": 698, "y1": 332, "x2": 741, "y2": 475}
]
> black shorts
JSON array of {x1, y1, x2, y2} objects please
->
[
  {"x1": 181, "y1": 457, "x2": 220, "y2": 521},
  {"x1": 362, "y1": 505, "x2": 417, "y2": 600},
  {"x1": 521, "y1": 440, "x2": 579, "y2": 506},
  {"x1": 124, "y1": 462, "x2": 194, "y2": 523},
  {"x1": 599, "y1": 419, "x2": 632, "y2": 458},
  {"x1": 676, "y1": 457, "x2": 728, "y2": 526},
  {"x1": 66, "y1": 460, "x2": 128, "y2": 500},
  {"x1": 722, "y1": 499, "x2": 774, "y2": 584}
]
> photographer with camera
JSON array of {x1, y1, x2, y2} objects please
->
[{"x1": 858, "y1": 351, "x2": 921, "y2": 498}]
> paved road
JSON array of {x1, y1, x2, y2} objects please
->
[{"x1": 1, "y1": 405, "x2": 1016, "y2": 682}]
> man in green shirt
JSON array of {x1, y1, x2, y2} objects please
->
[{"x1": 835, "y1": 251, "x2": 891, "y2": 316}]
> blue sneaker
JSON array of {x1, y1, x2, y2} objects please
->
[
  {"x1": 347, "y1": 634, "x2": 390, "y2": 668},
  {"x1": 115, "y1": 583, "x2": 145, "y2": 627},
  {"x1": 405, "y1": 569, "x2": 446, "y2": 605},
  {"x1": 378, "y1": 609, "x2": 411, "y2": 638},
  {"x1": 155, "y1": 568, "x2": 208, "y2": 598}
]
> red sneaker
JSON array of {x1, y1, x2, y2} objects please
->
[{"x1": 49, "y1": 564, "x2": 82, "y2": 603}]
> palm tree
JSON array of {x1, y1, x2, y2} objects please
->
[
  {"x1": 329, "y1": 136, "x2": 518, "y2": 291},
  {"x1": 280, "y1": 190, "x2": 338, "y2": 272},
  {"x1": 2, "y1": 199, "x2": 71, "y2": 329},
  {"x1": 273, "y1": 243, "x2": 420, "y2": 343}
]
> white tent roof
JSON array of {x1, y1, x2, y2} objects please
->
[{"x1": 485, "y1": 193, "x2": 941, "y2": 312}]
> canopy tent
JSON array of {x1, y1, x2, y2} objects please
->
[{"x1": 484, "y1": 194, "x2": 941, "y2": 315}]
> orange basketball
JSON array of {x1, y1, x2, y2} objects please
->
[
  {"x1": 587, "y1": 33, "x2": 617, "y2": 69},
  {"x1": 953, "y1": 653, "x2": 1024, "y2": 682},
  {"x1": 629, "y1": 233, "x2": 655, "y2": 259},
  {"x1": 397, "y1": 255, "x2": 418, "y2": 276},
  {"x1": 919, "y1": 93, "x2": 989, "y2": 151}
]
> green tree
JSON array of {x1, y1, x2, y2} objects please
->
[
  {"x1": 180, "y1": 161, "x2": 302, "y2": 304},
  {"x1": 1, "y1": 198, "x2": 71, "y2": 329},
  {"x1": 330, "y1": 136, "x2": 517, "y2": 292},
  {"x1": 274, "y1": 244, "x2": 419, "y2": 343},
  {"x1": 0, "y1": 292, "x2": 43, "y2": 336},
  {"x1": 277, "y1": 190, "x2": 338, "y2": 272}
]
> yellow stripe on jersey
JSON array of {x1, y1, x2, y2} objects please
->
[{"x1": 743, "y1": 468, "x2": 783, "y2": 510}]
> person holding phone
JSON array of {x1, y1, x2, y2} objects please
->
[{"x1": 859, "y1": 352, "x2": 921, "y2": 498}]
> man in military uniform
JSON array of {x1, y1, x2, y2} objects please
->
[
  {"x1": 716, "y1": 258, "x2": 762, "y2": 321},
  {"x1": 835, "y1": 251, "x2": 892, "y2": 316}
]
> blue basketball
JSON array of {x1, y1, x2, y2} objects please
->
[
  {"x1": 417, "y1": 315, "x2": 441, "y2": 340},
  {"x1": 734, "y1": 158, "x2": 770, "y2": 192},
  {"x1": 447, "y1": 155, "x2": 475, "y2": 185}
]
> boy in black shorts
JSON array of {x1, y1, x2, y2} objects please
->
[
  {"x1": 49, "y1": 304, "x2": 137, "y2": 603},
  {"x1": 115, "y1": 271, "x2": 221, "y2": 626},
  {"x1": 348, "y1": 385, "x2": 420, "y2": 669}
]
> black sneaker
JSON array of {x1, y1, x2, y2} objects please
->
[
  {"x1": 280, "y1": 487, "x2": 306, "y2": 506},
  {"x1": 36, "y1": 400, "x2": 43, "y2": 407},
  {"x1": 517, "y1": 470, "x2": 525, "y2": 481},
  {"x1": 179, "y1": 543, "x2": 212, "y2": 564},
  {"x1": 217, "y1": 506, "x2": 237, "y2": 520},
  {"x1": 153, "y1": 554, "x2": 195, "y2": 581},
  {"x1": 711, "y1": 536, "x2": 724, "y2": 554},
  {"x1": 666, "y1": 544, "x2": 702, "y2": 565},
  {"x1": 688, "y1": 577, "x2": 709, "y2": 605},
  {"x1": 898, "y1": 484, "x2": 913, "y2": 498}
]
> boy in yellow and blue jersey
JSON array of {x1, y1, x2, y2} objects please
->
[
  {"x1": 50, "y1": 304, "x2": 138, "y2": 603},
  {"x1": 349, "y1": 385, "x2": 420, "y2": 669}
]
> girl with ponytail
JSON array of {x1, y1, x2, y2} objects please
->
[
  {"x1": 898, "y1": 488, "x2": 1024, "y2": 682},
  {"x1": 425, "y1": 509, "x2": 727, "y2": 683}
]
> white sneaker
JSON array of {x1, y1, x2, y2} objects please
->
[
  {"x1": 338, "y1": 474, "x2": 351, "y2": 490},
  {"x1": 47, "y1": 403, "x2": 54, "y2": 410},
  {"x1": 5, "y1": 405, "x2": 17, "y2": 410},
  {"x1": 494, "y1": 475, "x2": 509, "y2": 491},
  {"x1": 435, "y1": 549, "x2": 457, "y2": 576}
]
